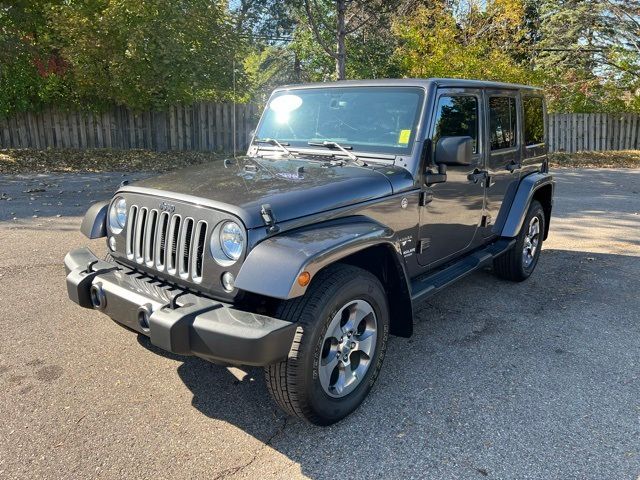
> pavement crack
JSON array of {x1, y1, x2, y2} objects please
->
[
  {"x1": 53, "y1": 413, "x2": 88, "y2": 448},
  {"x1": 0, "y1": 262, "x2": 61, "y2": 275},
  {"x1": 212, "y1": 416, "x2": 289, "y2": 479}
]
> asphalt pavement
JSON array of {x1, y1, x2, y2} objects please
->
[{"x1": 0, "y1": 168, "x2": 638, "y2": 479}]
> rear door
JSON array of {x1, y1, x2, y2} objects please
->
[
  {"x1": 521, "y1": 94, "x2": 547, "y2": 176},
  {"x1": 482, "y1": 91, "x2": 522, "y2": 237}
]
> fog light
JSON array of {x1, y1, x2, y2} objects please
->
[
  {"x1": 108, "y1": 236, "x2": 116, "y2": 251},
  {"x1": 221, "y1": 272, "x2": 235, "y2": 292}
]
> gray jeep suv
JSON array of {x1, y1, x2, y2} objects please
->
[{"x1": 65, "y1": 79, "x2": 554, "y2": 425}]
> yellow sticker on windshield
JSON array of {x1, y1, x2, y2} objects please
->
[{"x1": 398, "y1": 129, "x2": 411, "y2": 145}]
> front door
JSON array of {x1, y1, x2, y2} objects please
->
[
  {"x1": 417, "y1": 89, "x2": 486, "y2": 268},
  {"x1": 482, "y1": 92, "x2": 523, "y2": 236}
]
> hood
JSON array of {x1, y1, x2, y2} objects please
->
[{"x1": 125, "y1": 156, "x2": 407, "y2": 228}]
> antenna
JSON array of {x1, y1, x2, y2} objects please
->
[{"x1": 232, "y1": 60, "x2": 237, "y2": 157}]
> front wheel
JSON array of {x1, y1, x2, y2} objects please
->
[
  {"x1": 265, "y1": 264, "x2": 390, "y2": 425},
  {"x1": 493, "y1": 200, "x2": 545, "y2": 282}
]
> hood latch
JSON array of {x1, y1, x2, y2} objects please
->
[{"x1": 260, "y1": 204, "x2": 280, "y2": 234}]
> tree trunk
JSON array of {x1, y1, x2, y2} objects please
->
[{"x1": 336, "y1": 0, "x2": 347, "y2": 80}]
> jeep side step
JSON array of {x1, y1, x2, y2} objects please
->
[{"x1": 410, "y1": 238, "x2": 516, "y2": 302}]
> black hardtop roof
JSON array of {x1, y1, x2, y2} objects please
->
[{"x1": 274, "y1": 78, "x2": 542, "y2": 92}]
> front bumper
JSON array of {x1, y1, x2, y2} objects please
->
[{"x1": 64, "y1": 248, "x2": 297, "y2": 366}]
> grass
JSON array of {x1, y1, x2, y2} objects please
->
[
  {"x1": 0, "y1": 148, "x2": 225, "y2": 174},
  {"x1": 1, "y1": 148, "x2": 639, "y2": 174},
  {"x1": 549, "y1": 150, "x2": 640, "y2": 168}
]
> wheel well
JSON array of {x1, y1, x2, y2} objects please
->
[
  {"x1": 532, "y1": 184, "x2": 553, "y2": 240},
  {"x1": 338, "y1": 244, "x2": 413, "y2": 338}
]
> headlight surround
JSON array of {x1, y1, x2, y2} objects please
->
[
  {"x1": 108, "y1": 197, "x2": 127, "y2": 233},
  {"x1": 211, "y1": 221, "x2": 245, "y2": 265}
]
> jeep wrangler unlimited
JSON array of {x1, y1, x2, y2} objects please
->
[{"x1": 65, "y1": 79, "x2": 554, "y2": 425}]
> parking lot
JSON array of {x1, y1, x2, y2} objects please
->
[{"x1": 0, "y1": 168, "x2": 638, "y2": 479}]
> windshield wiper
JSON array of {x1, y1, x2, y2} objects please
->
[
  {"x1": 307, "y1": 140, "x2": 365, "y2": 166},
  {"x1": 254, "y1": 137, "x2": 294, "y2": 157}
]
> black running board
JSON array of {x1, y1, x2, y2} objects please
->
[{"x1": 410, "y1": 239, "x2": 515, "y2": 302}]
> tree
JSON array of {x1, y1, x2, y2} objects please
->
[
  {"x1": 231, "y1": 0, "x2": 297, "y2": 41},
  {"x1": 0, "y1": 0, "x2": 247, "y2": 114},
  {"x1": 393, "y1": 1, "x2": 536, "y2": 84},
  {"x1": 534, "y1": 0, "x2": 640, "y2": 112},
  {"x1": 301, "y1": 0, "x2": 400, "y2": 80},
  {"x1": 52, "y1": 0, "x2": 245, "y2": 110},
  {"x1": 0, "y1": 1, "x2": 75, "y2": 115}
]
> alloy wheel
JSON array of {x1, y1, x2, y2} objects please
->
[
  {"x1": 522, "y1": 216, "x2": 541, "y2": 268},
  {"x1": 318, "y1": 299, "x2": 378, "y2": 398}
]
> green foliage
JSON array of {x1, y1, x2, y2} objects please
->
[
  {"x1": 244, "y1": 46, "x2": 301, "y2": 104},
  {"x1": 1, "y1": 0, "x2": 639, "y2": 115},
  {"x1": 0, "y1": 1, "x2": 74, "y2": 115},
  {"x1": 0, "y1": 0, "x2": 246, "y2": 115},
  {"x1": 53, "y1": 0, "x2": 245, "y2": 110},
  {"x1": 392, "y1": 1, "x2": 537, "y2": 85},
  {"x1": 535, "y1": 0, "x2": 640, "y2": 112}
]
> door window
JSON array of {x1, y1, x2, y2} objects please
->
[
  {"x1": 523, "y1": 96, "x2": 545, "y2": 146},
  {"x1": 433, "y1": 95, "x2": 479, "y2": 153},
  {"x1": 489, "y1": 96, "x2": 517, "y2": 150}
]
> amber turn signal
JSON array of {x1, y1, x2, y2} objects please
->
[{"x1": 297, "y1": 271, "x2": 311, "y2": 287}]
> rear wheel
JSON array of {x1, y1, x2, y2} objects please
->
[
  {"x1": 493, "y1": 200, "x2": 545, "y2": 282},
  {"x1": 265, "y1": 264, "x2": 389, "y2": 425}
]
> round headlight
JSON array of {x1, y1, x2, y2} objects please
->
[
  {"x1": 219, "y1": 221, "x2": 244, "y2": 261},
  {"x1": 109, "y1": 197, "x2": 127, "y2": 233}
]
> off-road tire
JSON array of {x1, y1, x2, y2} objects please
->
[
  {"x1": 265, "y1": 264, "x2": 390, "y2": 425},
  {"x1": 493, "y1": 200, "x2": 545, "y2": 282}
]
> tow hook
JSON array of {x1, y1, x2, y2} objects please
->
[
  {"x1": 137, "y1": 304, "x2": 152, "y2": 332},
  {"x1": 90, "y1": 283, "x2": 107, "y2": 310}
]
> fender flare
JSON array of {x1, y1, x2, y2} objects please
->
[
  {"x1": 80, "y1": 201, "x2": 109, "y2": 239},
  {"x1": 495, "y1": 172, "x2": 555, "y2": 238},
  {"x1": 235, "y1": 217, "x2": 405, "y2": 300}
]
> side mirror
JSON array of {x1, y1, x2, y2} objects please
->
[{"x1": 435, "y1": 136, "x2": 473, "y2": 166}]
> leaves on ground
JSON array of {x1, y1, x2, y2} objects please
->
[
  {"x1": 1, "y1": 148, "x2": 639, "y2": 175},
  {"x1": 0, "y1": 149, "x2": 227, "y2": 174},
  {"x1": 549, "y1": 151, "x2": 640, "y2": 168}
]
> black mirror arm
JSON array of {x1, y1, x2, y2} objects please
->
[{"x1": 425, "y1": 163, "x2": 447, "y2": 185}]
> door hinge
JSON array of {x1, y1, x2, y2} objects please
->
[
  {"x1": 419, "y1": 190, "x2": 433, "y2": 206},
  {"x1": 482, "y1": 174, "x2": 495, "y2": 188},
  {"x1": 417, "y1": 238, "x2": 430, "y2": 253}
]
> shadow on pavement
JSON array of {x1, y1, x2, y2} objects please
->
[{"x1": 137, "y1": 248, "x2": 640, "y2": 479}]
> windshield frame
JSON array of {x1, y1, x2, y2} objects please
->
[{"x1": 252, "y1": 85, "x2": 427, "y2": 160}]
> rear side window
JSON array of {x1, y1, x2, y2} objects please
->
[
  {"x1": 523, "y1": 96, "x2": 545, "y2": 146},
  {"x1": 433, "y1": 95, "x2": 479, "y2": 153},
  {"x1": 489, "y1": 96, "x2": 517, "y2": 150}
]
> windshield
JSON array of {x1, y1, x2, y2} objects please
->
[{"x1": 255, "y1": 86, "x2": 424, "y2": 155}]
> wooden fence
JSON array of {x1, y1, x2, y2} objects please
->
[
  {"x1": 0, "y1": 103, "x2": 260, "y2": 152},
  {"x1": 1, "y1": 107, "x2": 639, "y2": 154},
  {"x1": 547, "y1": 113, "x2": 640, "y2": 153}
]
